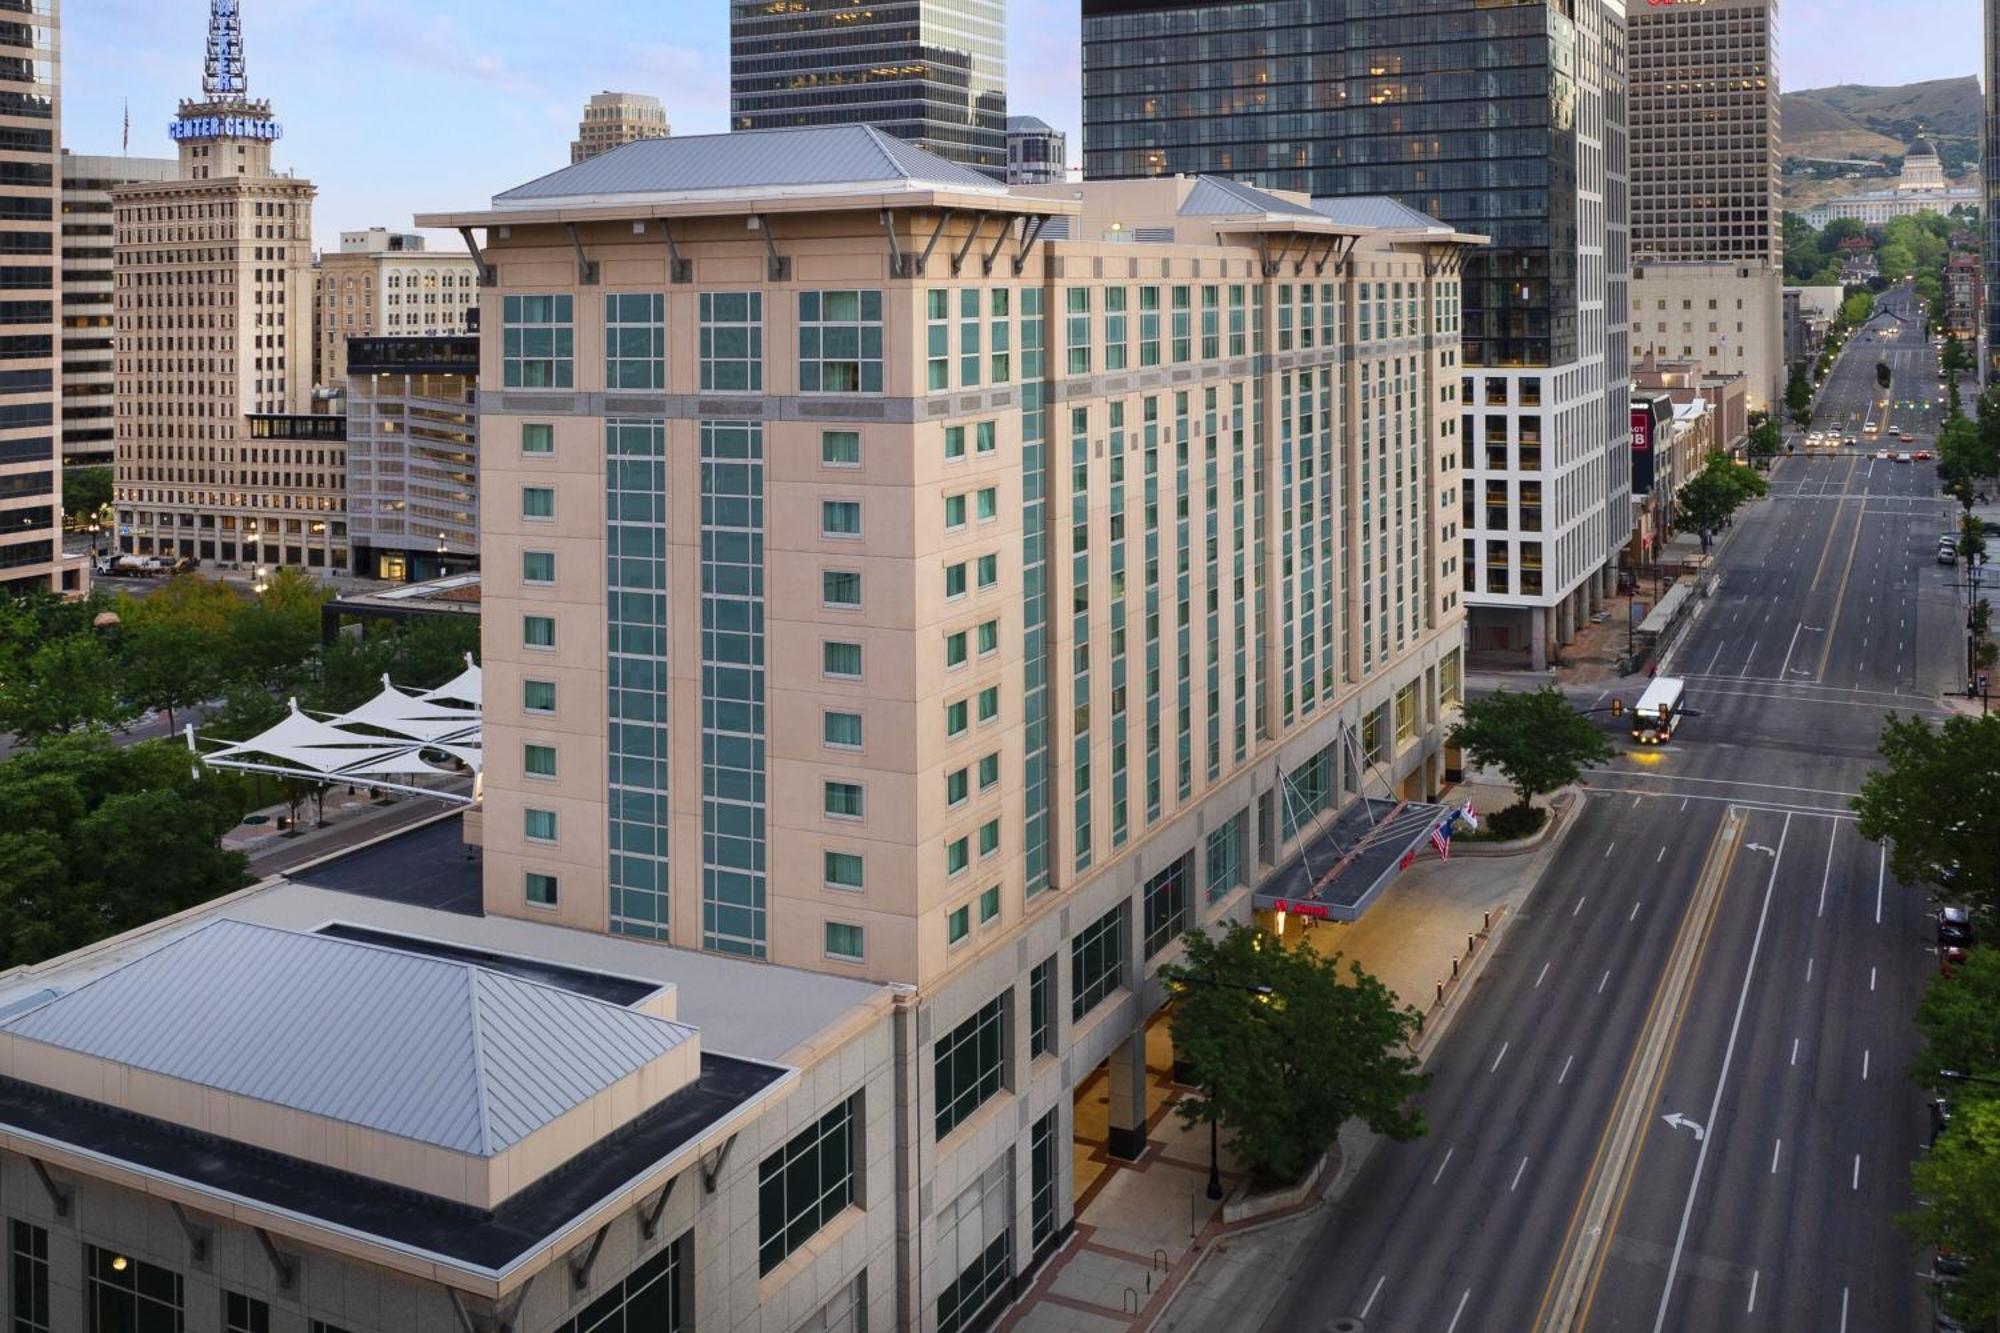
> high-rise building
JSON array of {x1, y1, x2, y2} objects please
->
[
  {"x1": 570, "y1": 90, "x2": 670, "y2": 165},
  {"x1": 344, "y1": 331, "x2": 479, "y2": 581},
  {"x1": 1005, "y1": 115, "x2": 1066, "y2": 184},
  {"x1": 312, "y1": 228, "x2": 478, "y2": 389},
  {"x1": 1625, "y1": 0, "x2": 1784, "y2": 411},
  {"x1": 1988, "y1": 2, "x2": 2000, "y2": 376},
  {"x1": 419, "y1": 129, "x2": 1476, "y2": 1324},
  {"x1": 111, "y1": 2, "x2": 345, "y2": 571},
  {"x1": 730, "y1": 1, "x2": 1007, "y2": 175},
  {"x1": 0, "y1": 0, "x2": 67, "y2": 596},
  {"x1": 1082, "y1": 0, "x2": 1632, "y2": 669},
  {"x1": 60, "y1": 152, "x2": 177, "y2": 472}
]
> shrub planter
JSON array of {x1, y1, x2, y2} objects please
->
[{"x1": 1220, "y1": 1147, "x2": 1336, "y2": 1224}]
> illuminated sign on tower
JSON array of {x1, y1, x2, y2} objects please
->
[{"x1": 169, "y1": 0, "x2": 282, "y2": 145}]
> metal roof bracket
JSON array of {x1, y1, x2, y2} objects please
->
[
  {"x1": 753, "y1": 215, "x2": 790, "y2": 281},
  {"x1": 169, "y1": 1202, "x2": 209, "y2": 1262},
  {"x1": 568, "y1": 1223, "x2": 610, "y2": 1291},
  {"x1": 980, "y1": 218, "x2": 1012, "y2": 276},
  {"x1": 457, "y1": 227, "x2": 495, "y2": 288},
  {"x1": 639, "y1": 1176, "x2": 677, "y2": 1239},
  {"x1": 1012, "y1": 214, "x2": 1050, "y2": 276},
  {"x1": 880, "y1": 210, "x2": 905, "y2": 278},
  {"x1": 254, "y1": 1228, "x2": 296, "y2": 1290},
  {"x1": 1312, "y1": 235, "x2": 1352, "y2": 276},
  {"x1": 700, "y1": 1133, "x2": 737, "y2": 1193},
  {"x1": 494, "y1": 1275, "x2": 535, "y2": 1333},
  {"x1": 912, "y1": 209, "x2": 954, "y2": 278},
  {"x1": 1260, "y1": 234, "x2": 1293, "y2": 278},
  {"x1": 28, "y1": 1159, "x2": 67, "y2": 1217},
  {"x1": 447, "y1": 1290, "x2": 479, "y2": 1333},
  {"x1": 950, "y1": 212, "x2": 990, "y2": 277},
  {"x1": 656, "y1": 220, "x2": 692, "y2": 284},
  {"x1": 1425, "y1": 243, "x2": 1465, "y2": 278},
  {"x1": 448, "y1": 1275, "x2": 534, "y2": 1333},
  {"x1": 565, "y1": 223, "x2": 599, "y2": 286}
]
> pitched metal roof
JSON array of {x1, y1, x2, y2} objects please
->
[
  {"x1": 1309, "y1": 195, "x2": 1456, "y2": 233},
  {"x1": 0, "y1": 919, "x2": 694, "y2": 1157},
  {"x1": 493, "y1": 124, "x2": 1007, "y2": 206},
  {"x1": 1007, "y1": 116, "x2": 1055, "y2": 133},
  {"x1": 1180, "y1": 176, "x2": 1321, "y2": 219}
]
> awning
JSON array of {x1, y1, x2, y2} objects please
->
[{"x1": 1252, "y1": 797, "x2": 1454, "y2": 923}]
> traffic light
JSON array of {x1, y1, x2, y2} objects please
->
[{"x1": 1610, "y1": 698, "x2": 1625, "y2": 718}]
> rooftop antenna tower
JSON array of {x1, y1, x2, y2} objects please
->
[{"x1": 204, "y1": 0, "x2": 246, "y2": 98}]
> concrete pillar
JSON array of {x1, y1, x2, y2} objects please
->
[
  {"x1": 1530, "y1": 606, "x2": 1549, "y2": 671},
  {"x1": 1601, "y1": 562, "x2": 1616, "y2": 599},
  {"x1": 1557, "y1": 595, "x2": 1574, "y2": 645},
  {"x1": 1106, "y1": 1026, "x2": 1150, "y2": 1161}
]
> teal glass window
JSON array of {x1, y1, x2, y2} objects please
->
[
  {"x1": 521, "y1": 421, "x2": 554, "y2": 454},
  {"x1": 824, "y1": 850, "x2": 864, "y2": 890},
  {"x1": 823, "y1": 640, "x2": 862, "y2": 678},
  {"x1": 821, "y1": 429, "x2": 861, "y2": 466},
  {"x1": 521, "y1": 550, "x2": 555, "y2": 584},
  {"x1": 523, "y1": 678, "x2": 556, "y2": 712},
  {"x1": 501, "y1": 294, "x2": 573, "y2": 388},
  {"x1": 698, "y1": 291, "x2": 763, "y2": 391},
  {"x1": 822, "y1": 570, "x2": 862, "y2": 607},
  {"x1": 523, "y1": 615, "x2": 555, "y2": 648},
  {"x1": 823, "y1": 781, "x2": 864, "y2": 819},
  {"x1": 521, "y1": 485, "x2": 554, "y2": 518},
  {"x1": 824, "y1": 921, "x2": 865, "y2": 961},
  {"x1": 798, "y1": 290, "x2": 884, "y2": 393},
  {"x1": 525, "y1": 808, "x2": 557, "y2": 842},
  {"x1": 824, "y1": 711, "x2": 863, "y2": 748},
  {"x1": 605, "y1": 292, "x2": 665, "y2": 389},
  {"x1": 524, "y1": 743, "x2": 557, "y2": 777}
]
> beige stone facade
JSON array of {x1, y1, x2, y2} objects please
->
[
  {"x1": 571, "y1": 91, "x2": 670, "y2": 164},
  {"x1": 1630, "y1": 261, "x2": 1783, "y2": 411},
  {"x1": 109, "y1": 93, "x2": 344, "y2": 569},
  {"x1": 313, "y1": 228, "x2": 478, "y2": 387},
  {"x1": 0, "y1": 0, "x2": 65, "y2": 597}
]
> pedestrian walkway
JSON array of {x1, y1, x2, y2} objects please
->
[{"x1": 995, "y1": 778, "x2": 1579, "y2": 1333}]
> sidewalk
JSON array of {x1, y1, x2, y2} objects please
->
[{"x1": 996, "y1": 778, "x2": 1582, "y2": 1333}]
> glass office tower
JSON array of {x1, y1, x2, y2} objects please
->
[
  {"x1": 731, "y1": 0, "x2": 1008, "y2": 176},
  {"x1": 0, "y1": 0, "x2": 61, "y2": 595}
]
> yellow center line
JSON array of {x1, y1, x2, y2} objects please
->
[{"x1": 1816, "y1": 483, "x2": 1867, "y2": 682}]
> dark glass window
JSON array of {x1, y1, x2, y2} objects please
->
[
  {"x1": 11, "y1": 1219, "x2": 47, "y2": 1333},
  {"x1": 551, "y1": 1235, "x2": 685, "y2": 1333},
  {"x1": 85, "y1": 1245, "x2": 182, "y2": 1333},
  {"x1": 758, "y1": 1100, "x2": 856, "y2": 1274},
  {"x1": 935, "y1": 994, "x2": 1006, "y2": 1138},
  {"x1": 1071, "y1": 902, "x2": 1125, "y2": 1021}
]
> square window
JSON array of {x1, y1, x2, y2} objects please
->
[
  {"x1": 526, "y1": 871, "x2": 558, "y2": 905},
  {"x1": 523, "y1": 678, "x2": 556, "y2": 712},
  {"x1": 824, "y1": 710, "x2": 864, "y2": 748},
  {"x1": 798, "y1": 289, "x2": 884, "y2": 394},
  {"x1": 945, "y1": 562, "x2": 967, "y2": 598},
  {"x1": 946, "y1": 700, "x2": 969, "y2": 736},
  {"x1": 976, "y1": 553, "x2": 998, "y2": 587},
  {"x1": 824, "y1": 781, "x2": 865, "y2": 820},
  {"x1": 944, "y1": 494, "x2": 967, "y2": 529},
  {"x1": 525, "y1": 807, "x2": 557, "y2": 842},
  {"x1": 823, "y1": 570, "x2": 862, "y2": 608},
  {"x1": 947, "y1": 837, "x2": 970, "y2": 876},
  {"x1": 946, "y1": 631, "x2": 968, "y2": 667},
  {"x1": 824, "y1": 921, "x2": 865, "y2": 961},
  {"x1": 822, "y1": 430, "x2": 862, "y2": 467},
  {"x1": 824, "y1": 640, "x2": 863, "y2": 678},
  {"x1": 978, "y1": 751, "x2": 1000, "y2": 789},
  {"x1": 523, "y1": 614, "x2": 555, "y2": 649},
  {"x1": 977, "y1": 619, "x2": 999, "y2": 655},
  {"x1": 521, "y1": 549, "x2": 555, "y2": 584},
  {"x1": 521, "y1": 485, "x2": 554, "y2": 519},
  {"x1": 524, "y1": 743, "x2": 557, "y2": 777},
  {"x1": 978, "y1": 818, "x2": 1000, "y2": 856},
  {"x1": 979, "y1": 884, "x2": 1000, "y2": 924},
  {"x1": 822, "y1": 500, "x2": 863, "y2": 537},
  {"x1": 947, "y1": 903, "x2": 970, "y2": 944},
  {"x1": 824, "y1": 850, "x2": 865, "y2": 890},
  {"x1": 977, "y1": 686, "x2": 999, "y2": 723},
  {"x1": 521, "y1": 422, "x2": 554, "y2": 455}
]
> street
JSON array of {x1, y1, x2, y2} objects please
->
[{"x1": 1262, "y1": 288, "x2": 1959, "y2": 1332}]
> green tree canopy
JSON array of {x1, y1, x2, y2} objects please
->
[
  {"x1": 1675, "y1": 453, "x2": 1770, "y2": 550},
  {"x1": 1853, "y1": 713, "x2": 2000, "y2": 920},
  {"x1": 1164, "y1": 923, "x2": 1428, "y2": 1187},
  {"x1": 1747, "y1": 413, "x2": 1783, "y2": 466},
  {"x1": 62, "y1": 466, "x2": 111, "y2": 524},
  {"x1": 1840, "y1": 290, "x2": 1876, "y2": 326},
  {"x1": 1446, "y1": 685, "x2": 1615, "y2": 815},
  {"x1": 1906, "y1": 1098, "x2": 2000, "y2": 1326}
]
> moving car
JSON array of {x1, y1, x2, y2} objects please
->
[
  {"x1": 1901, "y1": 430, "x2": 1917, "y2": 443},
  {"x1": 1916, "y1": 449, "x2": 1934, "y2": 461},
  {"x1": 1897, "y1": 452, "x2": 1914, "y2": 464}
]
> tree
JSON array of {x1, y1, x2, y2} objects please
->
[
  {"x1": 1905, "y1": 1098, "x2": 2000, "y2": 1327},
  {"x1": 1841, "y1": 290, "x2": 1876, "y2": 326},
  {"x1": 1853, "y1": 712, "x2": 2000, "y2": 921},
  {"x1": 1747, "y1": 413, "x2": 1782, "y2": 467},
  {"x1": 1943, "y1": 333, "x2": 1972, "y2": 378},
  {"x1": 1911, "y1": 946, "x2": 2000, "y2": 1092},
  {"x1": 0, "y1": 632, "x2": 132, "y2": 740},
  {"x1": 1784, "y1": 364, "x2": 1813, "y2": 428},
  {"x1": 119, "y1": 619, "x2": 217, "y2": 732},
  {"x1": 1446, "y1": 686, "x2": 1615, "y2": 829},
  {"x1": 61, "y1": 466, "x2": 110, "y2": 526},
  {"x1": 1675, "y1": 453, "x2": 1769, "y2": 551},
  {"x1": 1164, "y1": 923, "x2": 1427, "y2": 1188}
]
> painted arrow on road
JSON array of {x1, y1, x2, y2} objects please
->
[
  {"x1": 1746, "y1": 843, "x2": 1777, "y2": 857},
  {"x1": 1661, "y1": 1113, "x2": 1707, "y2": 1141}
]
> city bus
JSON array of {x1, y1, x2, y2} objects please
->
[{"x1": 1631, "y1": 676, "x2": 1685, "y2": 745}]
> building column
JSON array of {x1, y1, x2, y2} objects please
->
[
  {"x1": 1601, "y1": 561, "x2": 1616, "y2": 599},
  {"x1": 1530, "y1": 606, "x2": 1549, "y2": 671},
  {"x1": 1106, "y1": 1025, "x2": 1150, "y2": 1162},
  {"x1": 1557, "y1": 594, "x2": 1574, "y2": 646}
]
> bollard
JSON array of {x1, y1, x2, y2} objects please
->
[
  {"x1": 1468, "y1": 932, "x2": 1476, "y2": 956},
  {"x1": 1484, "y1": 909, "x2": 1491, "y2": 932},
  {"x1": 1452, "y1": 955, "x2": 1460, "y2": 977},
  {"x1": 1437, "y1": 980, "x2": 1444, "y2": 1004}
]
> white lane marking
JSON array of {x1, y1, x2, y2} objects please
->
[
  {"x1": 1740, "y1": 642, "x2": 1758, "y2": 678},
  {"x1": 1446, "y1": 1289, "x2": 1472, "y2": 1333},
  {"x1": 1806, "y1": 957, "x2": 1814, "y2": 984},
  {"x1": 1657, "y1": 845, "x2": 1666, "y2": 863},
  {"x1": 1770, "y1": 1138, "x2": 1782, "y2": 1174},
  {"x1": 1630, "y1": 901, "x2": 1642, "y2": 921},
  {"x1": 1632, "y1": 794, "x2": 1643, "y2": 809},
  {"x1": 1863, "y1": 1049, "x2": 1871, "y2": 1081},
  {"x1": 1870, "y1": 966, "x2": 1877, "y2": 992},
  {"x1": 1598, "y1": 970, "x2": 1612, "y2": 995},
  {"x1": 1747, "y1": 1269, "x2": 1759, "y2": 1314},
  {"x1": 1650, "y1": 813, "x2": 1792, "y2": 1333},
  {"x1": 1491, "y1": 1042, "x2": 1509, "y2": 1073},
  {"x1": 1605, "y1": 842, "x2": 1617, "y2": 858},
  {"x1": 1852, "y1": 1154, "x2": 1861, "y2": 1191},
  {"x1": 1876, "y1": 846, "x2": 1886, "y2": 924},
  {"x1": 1432, "y1": 1147, "x2": 1454, "y2": 1185},
  {"x1": 1841, "y1": 1285, "x2": 1851, "y2": 1331},
  {"x1": 1361, "y1": 1276, "x2": 1387, "y2": 1320},
  {"x1": 1818, "y1": 824, "x2": 1837, "y2": 917},
  {"x1": 1573, "y1": 896, "x2": 1587, "y2": 917},
  {"x1": 1791, "y1": 1037, "x2": 1799, "y2": 1066},
  {"x1": 1511, "y1": 1156, "x2": 1529, "y2": 1192},
  {"x1": 1535, "y1": 961, "x2": 1551, "y2": 989},
  {"x1": 1558, "y1": 1054, "x2": 1574, "y2": 1085},
  {"x1": 1680, "y1": 797, "x2": 1689, "y2": 812},
  {"x1": 1704, "y1": 639, "x2": 1728, "y2": 674}
]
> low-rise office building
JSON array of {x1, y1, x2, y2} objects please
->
[
  {"x1": 313, "y1": 229, "x2": 479, "y2": 389},
  {"x1": 345, "y1": 332, "x2": 480, "y2": 581},
  {"x1": 418, "y1": 125, "x2": 1477, "y2": 1333}
]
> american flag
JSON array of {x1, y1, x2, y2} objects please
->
[{"x1": 1431, "y1": 820, "x2": 1452, "y2": 862}]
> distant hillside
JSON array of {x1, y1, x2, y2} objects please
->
[{"x1": 1782, "y1": 77, "x2": 1981, "y2": 164}]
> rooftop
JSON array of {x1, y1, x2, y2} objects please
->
[{"x1": 1310, "y1": 195, "x2": 1459, "y2": 234}]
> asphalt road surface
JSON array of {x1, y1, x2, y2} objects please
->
[{"x1": 1262, "y1": 288, "x2": 1958, "y2": 1333}]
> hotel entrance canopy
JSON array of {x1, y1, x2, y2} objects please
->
[{"x1": 1252, "y1": 796, "x2": 1454, "y2": 923}]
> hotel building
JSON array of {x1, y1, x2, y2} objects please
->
[
  {"x1": 1082, "y1": 0, "x2": 1633, "y2": 669},
  {"x1": 572, "y1": 91, "x2": 671, "y2": 165}
]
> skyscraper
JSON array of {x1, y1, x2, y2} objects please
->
[
  {"x1": 729, "y1": 0, "x2": 1007, "y2": 175},
  {"x1": 1625, "y1": 0, "x2": 1783, "y2": 411},
  {"x1": 0, "y1": 0, "x2": 68, "y2": 595},
  {"x1": 112, "y1": 1, "x2": 339, "y2": 571},
  {"x1": 1083, "y1": 0, "x2": 1633, "y2": 669},
  {"x1": 570, "y1": 91, "x2": 670, "y2": 164}
]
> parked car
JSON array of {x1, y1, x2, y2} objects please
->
[{"x1": 1939, "y1": 905, "x2": 1974, "y2": 948}]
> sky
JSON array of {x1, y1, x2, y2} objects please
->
[{"x1": 64, "y1": 0, "x2": 1980, "y2": 252}]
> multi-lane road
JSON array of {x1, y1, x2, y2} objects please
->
[{"x1": 1266, "y1": 287, "x2": 1963, "y2": 1332}]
